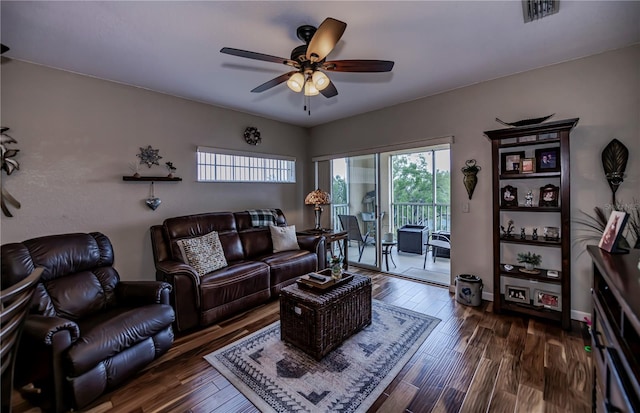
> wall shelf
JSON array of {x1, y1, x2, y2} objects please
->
[{"x1": 122, "y1": 176, "x2": 182, "y2": 182}]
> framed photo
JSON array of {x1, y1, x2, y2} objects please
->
[
  {"x1": 520, "y1": 158, "x2": 536, "y2": 174},
  {"x1": 501, "y1": 151, "x2": 525, "y2": 174},
  {"x1": 518, "y1": 135, "x2": 537, "y2": 143},
  {"x1": 539, "y1": 184, "x2": 559, "y2": 207},
  {"x1": 533, "y1": 289, "x2": 561, "y2": 310},
  {"x1": 505, "y1": 285, "x2": 530, "y2": 303},
  {"x1": 598, "y1": 211, "x2": 630, "y2": 253},
  {"x1": 501, "y1": 185, "x2": 518, "y2": 207},
  {"x1": 535, "y1": 147, "x2": 560, "y2": 172}
]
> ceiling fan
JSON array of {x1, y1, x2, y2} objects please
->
[{"x1": 220, "y1": 17, "x2": 394, "y2": 101}]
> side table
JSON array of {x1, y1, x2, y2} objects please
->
[
  {"x1": 298, "y1": 229, "x2": 348, "y2": 269},
  {"x1": 381, "y1": 241, "x2": 397, "y2": 271}
]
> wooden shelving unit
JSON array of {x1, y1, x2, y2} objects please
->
[{"x1": 484, "y1": 118, "x2": 578, "y2": 330}]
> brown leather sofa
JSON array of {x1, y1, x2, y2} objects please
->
[
  {"x1": 0, "y1": 232, "x2": 175, "y2": 412},
  {"x1": 150, "y1": 209, "x2": 326, "y2": 332}
]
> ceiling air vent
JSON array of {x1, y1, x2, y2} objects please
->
[{"x1": 522, "y1": 0, "x2": 559, "y2": 23}]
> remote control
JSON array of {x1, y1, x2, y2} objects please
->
[{"x1": 308, "y1": 273, "x2": 326, "y2": 281}]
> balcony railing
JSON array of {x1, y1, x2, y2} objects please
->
[
  {"x1": 391, "y1": 202, "x2": 450, "y2": 233},
  {"x1": 332, "y1": 202, "x2": 450, "y2": 234}
]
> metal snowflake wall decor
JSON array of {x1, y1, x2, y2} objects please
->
[{"x1": 137, "y1": 145, "x2": 162, "y2": 168}]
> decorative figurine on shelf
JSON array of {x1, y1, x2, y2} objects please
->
[
  {"x1": 165, "y1": 161, "x2": 177, "y2": 178},
  {"x1": 129, "y1": 162, "x2": 141, "y2": 178},
  {"x1": 520, "y1": 228, "x2": 526, "y2": 239},
  {"x1": 501, "y1": 220, "x2": 515, "y2": 238},
  {"x1": 532, "y1": 228, "x2": 538, "y2": 240},
  {"x1": 525, "y1": 190, "x2": 534, "y2": 207}
]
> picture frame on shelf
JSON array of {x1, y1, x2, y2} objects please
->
[
  {"x1": 598, "y1": 211, "x2": 630, "y2": 254},
  {"x1": 533, "y1": 289, "x2": 561, "y2": 310},
  {"x1": 501, "y1": 185, "x2": 518, "y2": 207},
  {"x1": 518, "y1": 135, "x2": 537, "y2": 143},
  {"x1": 543, "y1": 226, "x2": 560, "y2": 241},
  {"x1": 501, "y1": 151, "x2": 525, "y2": 174},
  {"x1": 538, "y1": 184, "x2": 559, "y2": 207},
  {"x1": 520, "y1": 158, "x2": 536, "y2": 173},
  {"x1": 535, "y1": 147, "x2": 560, "y2": 172},
  {"x1": 505, "y1": 285, "x2": 530, "y2": 304}
]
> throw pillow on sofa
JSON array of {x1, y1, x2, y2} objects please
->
[
  {"x1": 269, "y1": 225, "x2": 300, "y2": 253},
  {"x1": 177, "y1": 230, "x2": 227, "y2": 276}
]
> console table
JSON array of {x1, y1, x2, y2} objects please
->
[{"x1": 588, "y1": 245, "x2": 639, "y2": 412}]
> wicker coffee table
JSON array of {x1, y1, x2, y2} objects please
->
[{"x1": 280, "y1": 271, "x2": 372, "y2": 360}]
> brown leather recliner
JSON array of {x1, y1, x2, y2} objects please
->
[{"x1": 0, "y1": 232, "x2": 175, "y2": 413}]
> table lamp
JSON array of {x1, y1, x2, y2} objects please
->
[{"x1": 305, "y1": 189, "x2": 331, "y2": 231}]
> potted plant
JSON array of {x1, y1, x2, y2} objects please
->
[
  {"x1": 517, "y1": 251, "x2": 542, "y2": 271},
  {"x1": 329, "y1": 254, "x2": 343, "y2": 280}
]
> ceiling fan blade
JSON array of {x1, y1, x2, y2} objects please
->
[
  {"x1": 320, "y1": 80, "x2": 338, "y2": 98},
  {"x1": 306, "y1": 18, "x2": 346, "y2": 62},
  {"x1": 221, "y1": 47, "x2": 299, "y2": 68},
  {"x1": 323, "y1": 60, "x2": 394, "y2": 72},
  {"x1": 251, "y1": 71, "x2": 297, "y2": 93},
  {"x1": 0, "y1": 44, "x2": 9, "y2": 54}
]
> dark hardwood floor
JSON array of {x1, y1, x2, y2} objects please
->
[{"x1": 12, "y1": 269, "x2": 592, "y2": 413}]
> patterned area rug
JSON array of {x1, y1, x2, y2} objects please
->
[{"x1": 204, "y1": 299, "x2": 440, "y2": 413}]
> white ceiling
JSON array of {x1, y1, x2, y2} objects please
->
[{"x1": 1, "y1": 1, "x2": 639, "y2": 128}]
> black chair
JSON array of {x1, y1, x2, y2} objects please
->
[
  {"x1": 423, "y1": 232, "x2": 451, "y2": 268},
  {"x1": 1, "y1": 268, "x2": 43, "y2": 413},
  {"x1": 338, "y1": 215, "x2": 371, "y2": 262}
]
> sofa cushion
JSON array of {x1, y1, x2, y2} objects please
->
[
  {"x1": 269, "y1": 225, "x2": 300, "y2": 253},
  {"x1": 66, "y1": 304, "x2": 175, "y2": 376},
  {"x1": 199, "y1": 261, "x2": 270, "y2": 310},
  {"x1": 176, "y1": 231, "x2": 227, "y2": 276}
]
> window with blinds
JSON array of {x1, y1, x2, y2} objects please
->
[{"x1": 196, "y1": 147, "x2": 296, "y2": 183}]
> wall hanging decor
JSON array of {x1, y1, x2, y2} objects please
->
[
  {"x1": 0, "y1": 127, "x2": 21, "y2": 217},
  {"x1": 244, "y1": 127, "x2": 261, "y2": 145},
  {"x1": 461, "y1": 159, "x2": 480, "y2": 200},
  {"x1": 145, "y1": 182, "x2": 161, "y2": 211},
  {"x1": 137, "y1": 145, "x2": 162, "y2": 168},
  {"x1": 601, "y1": 138, "x2": 628, "y2": 206}
]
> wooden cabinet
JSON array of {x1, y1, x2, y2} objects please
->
[
  {"x1": 484, "y1": 118, "x2": 578, "y2": 329},
  {"x1": 588, "y1": 245, "x2": 640, "y2": 412}
]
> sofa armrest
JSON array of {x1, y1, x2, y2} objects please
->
[
  {"x1": 297, "y1": 235, "x2": 326, "y2": 270},
  {"x1": 24, "y1": 314, "x2": 79, "y2": 346},
  {"x1": 117, "y1": 281, "x2": 172, "y2": 305},
  {"x1": 154, "y1": 260, "x2": 202, "y2": 332}
]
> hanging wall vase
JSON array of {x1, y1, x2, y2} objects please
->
[
  {"x1": 601, "y1": 138, "x2": 628, "y2": 206},
  {"x1": 461, "y1": 159, "x2": 481, "y2": 200}
]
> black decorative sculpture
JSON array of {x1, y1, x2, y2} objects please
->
[
  {"x1": 461, "y1": 159, "x2": 480, "y2": 200},
  {"x1": 601, "y1": 139, "x2": 628, "y2": 206}
]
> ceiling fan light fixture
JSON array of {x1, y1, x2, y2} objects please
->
[
  {"x1": 312, "y1": 71, "x2": 330, "y2": 91},
  {"x1": 304, "y1": 78, "x2": 319, "y2": 96},
  {"x1": 287, "y1": 72, "x2": 304, "y2": 92}
]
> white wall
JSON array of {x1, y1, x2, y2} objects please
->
[
  {"x1": 309, "y1": 45, "x2": 640, "y2": 315},
  {"x1": 0, "y1": 60, "x2": 311, "y2": 279}
]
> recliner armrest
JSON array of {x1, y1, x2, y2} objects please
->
[
  {"x1": 24, "y1": 314, "x2": 80, "y2": 346},
  {"x1": 297, "y1": 235, "x2": 326, "y2": 270},
  {"x1": 117, "y1": 281, "x2": 172, "y2": 305},
  {"x1": 155, "y1": 260, "x2": 200, "y2": 285}
]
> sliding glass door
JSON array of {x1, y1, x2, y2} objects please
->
[{"x1": 331, "y1": 154, "x2": 380, "y2": 269}]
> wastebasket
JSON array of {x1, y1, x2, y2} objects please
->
[{"x1": 455, "y1": 274, "x2": 483, "y2": 306}]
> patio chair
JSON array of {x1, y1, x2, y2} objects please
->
[
  {"x1": 424, "y1": 232, "x2": 451, "y2": 268},
  {"x1": 338, "y1": 215, "x2": 371, "y2": 262}
]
